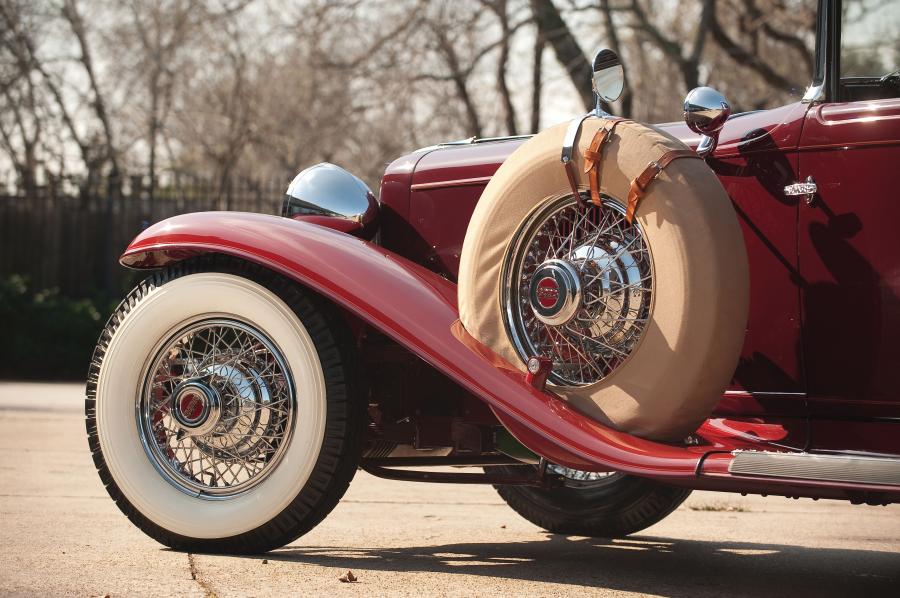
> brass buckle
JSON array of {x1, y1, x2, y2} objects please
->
[
  {"x1": 634, "y1": 160, "x2": 662, "y2": 193},
  {"x1": 603, "y1": 122, "x2": 618, "y2": 143}
]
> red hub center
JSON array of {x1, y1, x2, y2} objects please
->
[
  {"x1": 170, "y1": 381, "x2": 220, "y2": 435},
  {"x1": 536, "y1": 276, "x2": 560, "y2": 308},
  {"x1": 179, "y1": 392, "x2": 205, "y2": 422},
  {"x1": 528, "y1": 259, "x2": 583, "y2": 327}
]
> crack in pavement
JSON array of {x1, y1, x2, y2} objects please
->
[{"x1": 188, "y1": 553, "x2": 218, "y2": 598}]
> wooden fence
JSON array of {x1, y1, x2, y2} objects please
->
[{"x1": 0, "y1": 178, "x2": 286, "y2": 298}]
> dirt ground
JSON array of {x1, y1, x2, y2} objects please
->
[{"x1": 1, "y1": 381, "x2": 898, "y2": 597}]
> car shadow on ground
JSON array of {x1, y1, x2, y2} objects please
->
[{"x1": 254, "y1": 534, "x2": 898, "y2": 597}]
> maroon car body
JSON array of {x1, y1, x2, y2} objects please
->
[
  {"x1": 119, "y1": 0, "x2": 900, "y2": 515},
  {"x1": 373, "y1": 92, "x2": 900, "y2": 459}
]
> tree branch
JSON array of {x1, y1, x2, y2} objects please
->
[
  {"x1": 530, "y1": 0, "x2": 596, "y2": 111},
  {"x1": 708, "y1": 0, "x2": 795, "y2": 91}
]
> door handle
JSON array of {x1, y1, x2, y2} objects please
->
[{"x1": 784, "y1": 176, "x2": 818, "y2": 205}]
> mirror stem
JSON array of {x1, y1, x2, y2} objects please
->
[
  {"x1": 696, "y1": 134, "x2": 718, "y2": 158},
  {"x1": 594, "y1": 95, "x2": 611, "y2": 118}
]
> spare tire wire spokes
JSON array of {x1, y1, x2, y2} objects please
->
[{"x1": 503, "y1": 194, "x2": 653, "y2": 386}]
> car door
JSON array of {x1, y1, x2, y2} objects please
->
[{"x1": 797, "y1": 0, "x2": 900, "y2": 432}]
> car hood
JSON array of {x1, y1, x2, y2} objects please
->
[
  {"x1": 407, "y1": 120, "x2": 701, "y2": 188},
  {"x1": 400, "y1": 103, "x2": 805, "y2": 189}
]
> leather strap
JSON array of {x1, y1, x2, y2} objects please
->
[
  {"x1": 583, "y1": 118, "x2": 629, "y2": 207},
  {"x1": 625, "y1": 149, "x2": 700, "y2": 223}
]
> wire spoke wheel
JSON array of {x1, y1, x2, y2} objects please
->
[
  {"x1": 139, "y1": 318, "x2": 295, "y2": 498},
  {"x1": 502, "y1": 194, "x2": 654, "y2": 386},
  {"x1": 547, "y1": 464, "x2": 623, "y2": 488}
]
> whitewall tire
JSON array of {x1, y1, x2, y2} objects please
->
[{"x1": 86, "y1": 257, "x2": 364, "y2": 553}]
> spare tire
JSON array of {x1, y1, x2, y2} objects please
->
[{"x1": 458, "y1": 118, "x2": 748, "y2": 441}]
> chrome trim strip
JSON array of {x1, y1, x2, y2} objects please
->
[
  {"x1": 410, "y1": 175, "x2": 494, "y2": 191},
  {"x1": 440, "y1": 134, "x2": 532, "y2": 146},
  {"x1": 729, "y1": 451, "x2": 900, "y2": 487},
  {"x1": 723, "y1": 390, "x2": 807, "y2": 397},
  {"x1": 798, "y1": 139, "x2": 900, "y2": 152}
]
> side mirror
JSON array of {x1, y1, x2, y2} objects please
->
[
  {"x1": 592, "y1": 49, "x2": 624, "y2": 112},
  {"x1": 683, "y1": 87, "x2": 732, "y2": 157}
]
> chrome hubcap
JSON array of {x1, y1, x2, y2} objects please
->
[
  {"x1": 529, "y1": 259, "x2": 582, "y2": 326},
  {"x1": 171, "y1": 380, "x2": 221, "y2": 436},
  {"x1": 503, "y1": 195, "x2": 653, "y2": 386},
  {"x1": 139, "y1": 318, "x2": 295, "y2": 498}
]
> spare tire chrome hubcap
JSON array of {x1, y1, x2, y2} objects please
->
[{"x1": 529, "y1": 259, "x2": 582, "y2": 326}]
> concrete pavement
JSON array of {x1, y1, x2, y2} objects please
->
[{"x1": 1, "y1": 382, "x2": 898, "y2": 597}]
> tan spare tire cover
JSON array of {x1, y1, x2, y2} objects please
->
[{"x1": 458, "y1": 118, "x2": 749, "y2": 441}]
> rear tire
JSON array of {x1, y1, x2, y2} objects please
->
[
  {"x1": 86, "y1": 256, "x2": 364, "y2": 554},
  {"x1": 488, "y1": 466, "x2": 690, "y2": 537}
]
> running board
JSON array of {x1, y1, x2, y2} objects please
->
[{"x1": 729, "y1": 451, "x2": 900, "y2": 487}]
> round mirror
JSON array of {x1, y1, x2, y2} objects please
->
[
  {"x1": 683, "y1": 87, "x2": 732, "y2": 135},
  {"x1": 592, "y1": 49, "x2": 624, "y2": 103}
]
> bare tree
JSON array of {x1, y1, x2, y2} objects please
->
[
  {"x1": 708, "y1": 0, "x2": 806, "y2": 93},
  {"x1": 627, "y1": 0, "x2": 713, "y2": 93},
  {"x1": 428, "y1": 15, "x2": 485, "y2": 137},
  {"x1": 599, "y1": 0, "x2": 631, "y2": 117},
  {"x1": 175, "y1": 18, "x2": 256, "y2": 206},
  {"x1": 0, "y1": 0, "x2": 45, "y2": 193},
  {"x1": 0, "y1": 0, "x2": 123, "y2": 192},
  {"x1": 482, "y1": 0, "x2": 520, "y2": 135},
  {"x1": 0, "y1": 78, "x2": 41, "y2": 195},
  {"x1": 61, "y1": 0, "x2": 120, "y2": 182},
  {"x1": 530, "y1": 26, "x2": 544, "y2": 132},
  {"x1": 0, "y1": 0, "x2": 821, "y2": 195},
  {"x1": 530, "y1": 0, "x2": 593, "y2": 111}
]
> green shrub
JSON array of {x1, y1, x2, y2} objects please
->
[{"x1": 0, "y1": 275, "x2": 117, "y2": 380}]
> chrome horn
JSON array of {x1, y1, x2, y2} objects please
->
[{"x1": 683, "y1": 87, "x2": 732, "y2": 157}]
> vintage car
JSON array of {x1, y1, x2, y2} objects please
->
[{"x1": 86, "y1": 0, "x2": 900, "y2": 553}]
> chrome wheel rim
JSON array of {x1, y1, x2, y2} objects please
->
[
  {"x1": 502, "y1": 194, "x2": 653, "y2": 386},
  {"x1": 547, "y1": 463, "x2": 623, "y2": 487},
  {"x1": 138, "y1": 318, "x2": 295, "y2": 498}
]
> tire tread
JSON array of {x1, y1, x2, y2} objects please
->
[
  {"x1": 85, "y1": 255, "x2": 364, "y2": 554},
  {"x1": 489, "y1": 466, "x2": 691, "y2": 538}
]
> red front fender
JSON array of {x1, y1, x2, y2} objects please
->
[{"x1": 122, "y1": 211, "x2": 708, "y2": 477}]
